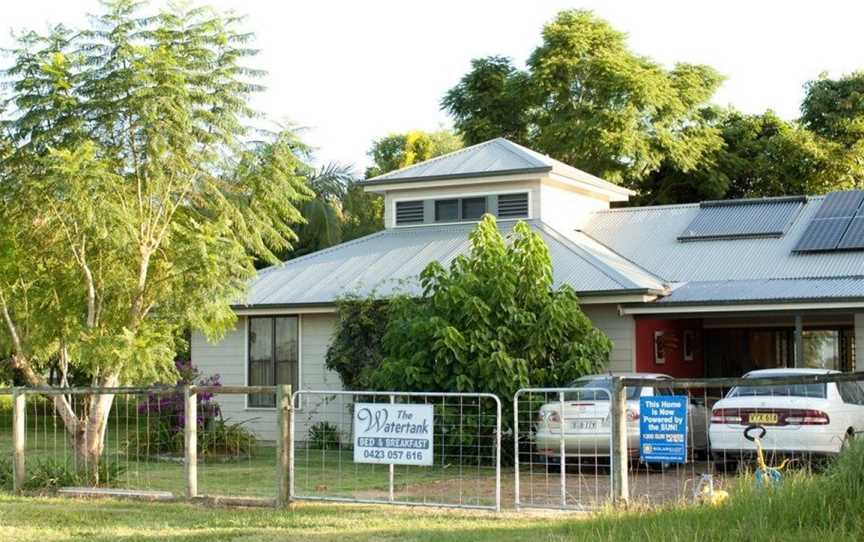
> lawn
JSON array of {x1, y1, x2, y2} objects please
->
[{"x1": 1, "y1": 438, "x2": 864, "y2": 541}]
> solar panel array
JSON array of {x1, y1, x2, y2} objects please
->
[
  {"x1": 678, "y1": 196, "x2": 805, "y2": 241},
  {"x1": 794, "y1": 190, "x2": 864, "y2": 252}
]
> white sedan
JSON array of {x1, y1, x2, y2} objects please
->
[
  {"x1": 533, "y1": 373, "x2": 709, "y2": 467},
  {"x1": 709, "y1": 368, "x2": 864, "y2": 467}
]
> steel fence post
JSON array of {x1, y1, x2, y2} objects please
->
[
  {"x1": 388, "y1": 394, "x2": 395, "y2": 503},
  {"x1": 184, "y1": 385, "x2": 197, "y2": 498},
  {"x1": 558, "y1": 391, "x2": 566, "y2": 507},
  {"x1": 495, "y1": 395, "x2": 501, "y2": 513},
  {"x1": 277, "y1": 384, "x2": 292, "y2": 507},
  {"x1": 12, "y1": 388, "x2": 25, "y2": 493},
  {"x1": 513, "y1": 392, "x2": 520, "y2": 510},
  {"x1": 610, "y1": 377, "x2": 629, "y2": 504}
]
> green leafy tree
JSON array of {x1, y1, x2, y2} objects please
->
[
  {"x1": 637, "y1": 110, "x2": 855, "y2": 204},
  {"x1": 443, "y1": 10, "x2": 724, "y2": 189},
  {"x1": 365, "y1": 129, "x2": 463, "y2": 178},
  {"x1": 441, "y1": 56, "x2": 531, "y2": 145},
  {"x1": 0, "y1": 1, "x2": 311, "y2": 472},
  {"x1": 801, "y1": 72, "x2": 864, "y2": 186},
  {"x1": 374, "y1": 215, "x2": 611, "y2": 399}
]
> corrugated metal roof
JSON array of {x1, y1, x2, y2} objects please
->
[
  {"x1": 582, "y1": 196, "x2": 864, "y2": 284},
  {"x1": 658, "y1": 277, "x2": 864, "y2": 305},
  {"x1": 364, "y1": 138, "x2": 632, "y2": 197},
  {"x1": 239, "y1": 221, "x2": 666, "y2": 307},
  {"x1": 678, "y1": 196, "x2": 805, "y2": 241}
]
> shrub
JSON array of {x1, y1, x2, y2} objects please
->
[
  {"x1": 308, "y1": 421, "x2": 342, "y2": 450},
  {"x1": 0, "y1": 457, "x2": 126, "y2": 490},
  {"x1": 371, "y1": 217, "x2": 611, "y2": 464},
  {"x1": 325, "y1": 295, "x2": 390, "y2": 390},
  {"x1": 131, "y1": 360, "x2": 256, "y2": 459}
]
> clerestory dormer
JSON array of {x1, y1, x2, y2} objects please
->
[{"x1": 363, "y1": 138, "x2": 634, "y2": 234}]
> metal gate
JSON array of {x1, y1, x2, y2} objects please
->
[
  {"x1": 514, "y1": 387, "x2": 615, "y2": 510},
  {"x1": 291, "y1": 390, "x2": 502, "y2": 511}
]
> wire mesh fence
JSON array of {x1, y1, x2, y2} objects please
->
[
  {"x1": 0, "y1": 385, "x2": 286, "y2": 503},
  {"x1": 2, "y1": 372, "x2": 863, "y2": 512},
  {"x1": 292, "y1": 390, "x2": 502, "y2": 511},
  {"x1": 513, "y1": 387, "x2": 614, "y2": 511},
  {"x1": 624, "y1": 371, "x2": 864, "y2": 506}
]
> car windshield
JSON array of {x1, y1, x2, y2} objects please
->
[
  {"x1": 728, "y1": 374, "x2": 827, "y2": 399},
  {"x1": 564, "y1": 377, "x2": 642, "y2": 401}
]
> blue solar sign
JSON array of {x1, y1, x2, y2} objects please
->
[{"x1": 639, "y1": 396, "x2": 688, "y2": 464}]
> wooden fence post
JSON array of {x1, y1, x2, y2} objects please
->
[
  {"x1": 610, "y1": 377, "x2": 629, "y2": 504},
  {"x1": 276, "y1": 384, "x2": 293, "y2": 507},
  {"x1": 12, "y1": 388, "x2": 25, "y2": 493},
  {"x1": 184, "y1": 385, "x2": 197, "y2": 498}
]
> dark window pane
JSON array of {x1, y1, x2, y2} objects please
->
[
  {"x1": 275, "y1": 316, "x2": 299, "y2": 389},
  {"x1": 462, "y1": 197, "x2": 486, "y2": 220},
  {"x1": 435, "y1": 199, "x2": 458, "y2": 222},
  {"x1": 249, "y1": 318, "x2": 273, "y2": 363}
]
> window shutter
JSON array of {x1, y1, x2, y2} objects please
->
[
  {"x1": 395, "y1": 201, "x2": 425, "y2": 224},
  {"x1": 497, "y1": 193, "x2": 529, "y2": 218}
]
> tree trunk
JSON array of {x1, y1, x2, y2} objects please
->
[{"x1": 70, "y1": 374, "x2": 119, "y2": 483}]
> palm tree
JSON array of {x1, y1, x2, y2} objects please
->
[{"x1": 292, "y1": 162, "x2": 355, "y2": 257}]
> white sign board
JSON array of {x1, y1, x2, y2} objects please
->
[{"x1": 353, "y1": 403, "x2": 434, "y2": 466}]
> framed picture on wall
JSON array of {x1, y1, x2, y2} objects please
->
[
  {"x1": 683, "y1": 330, "x2": 695, "y2": 362},
  {"x1": 654, "y1": 331, "x2": 666, "y2": 364}
]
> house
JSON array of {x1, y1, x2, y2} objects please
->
[{"x1": 192, "y1": 138, "x2": 864, "y2": 438}]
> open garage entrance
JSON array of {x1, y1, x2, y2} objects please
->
[{"x1": 635, "y1": 313, "x2": 857, "y2": 379}]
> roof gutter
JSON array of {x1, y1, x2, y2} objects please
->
[
  {"x1": 620, "y1": 299, "x2": 864, "y2": 315},
  {"x1": 362, "y1": 166, "x2": 552, "y2": 188}
]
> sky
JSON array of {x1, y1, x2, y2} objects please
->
[{"x1": 3, "y1": 0, "x2": 864, "y2": 171}]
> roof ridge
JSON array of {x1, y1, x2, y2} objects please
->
[
  {"x1": 573, "y1": 229, "x2": 669, "y2": 286},
  {"x1": 535, "y1": 221, "x2": 662, "y2": 291},
  {"x1": 491, "y1": 138, "x2": 549, "y2": 168}
]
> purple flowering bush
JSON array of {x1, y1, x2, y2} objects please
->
[{"x1": 133, "y1": 361, "x2": 256, "y2": 458}]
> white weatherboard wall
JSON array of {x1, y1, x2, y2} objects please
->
[
  {"x1": 191, "y1": 313, "x2": 342, "y2": 441},
  {"x1": 582, "y1": 304, "x2": 635, "y2": 373}
]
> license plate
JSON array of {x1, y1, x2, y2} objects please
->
[
  {"x1": 749, "y1": 413, "x2": 779, "y2": 425},
  {"x1": 571, "y1": 420, "x2": 598, "y2": 430}
]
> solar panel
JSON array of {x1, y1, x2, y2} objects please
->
[
  {"x1": 838, "y1": 217, "x2": 864, "y2": 250},
  {"x1": 793, "y1": 190, "x2": 864, "y2": 252},
  {"x1": 814, "y1": 190, "x2": 864, "y2": 219},
  {"x1": 678, "y1": 196, "x2": 804, "y2": 241},
  {"x1": 793, "y1": 217, "x2": 851, "y2": 252}
]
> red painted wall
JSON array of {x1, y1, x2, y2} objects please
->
[{"x1": 635, "y1": 318, "x2": 705, "y2": 378}]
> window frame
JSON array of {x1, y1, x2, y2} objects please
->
[
  {"x1": 391, "y1": 190, "x2": 531, "y2": 228},
  {"x1": 246, "y1": 315, "x2": 301, "y2": 409}
]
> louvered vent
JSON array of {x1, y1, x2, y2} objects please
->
[
  {"x1": 395, "y1": 200, "x2": 424, "y2": 224},
  {"x1": 497, "y1": 193, "x2": 529, "y2": 218}
]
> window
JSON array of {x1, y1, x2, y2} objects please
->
[
  {"x1": 461, "y1": 197, "x2": 486, "y2": 220},
  {"x1": 497, "y1": 193, "x2": 529, "y2": 218},
  {"x1": 435, "y1": 199, "x2": 459, "y2": 222},
  {"x1": 803, "y1": 330, "x2": 840, "y2": 370},
  {"x1": 729, "y1": 374, "x2": 827, "y2": 399},
  {"x1": 838, "y1": 381, "x2": 864, "y2": 405},
  {"x1": 248, "y1": 316, "x2": 299, "y2": 407},
  {"x1": 395, "y1": 201, "x2": 424, "y2": 225}
]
